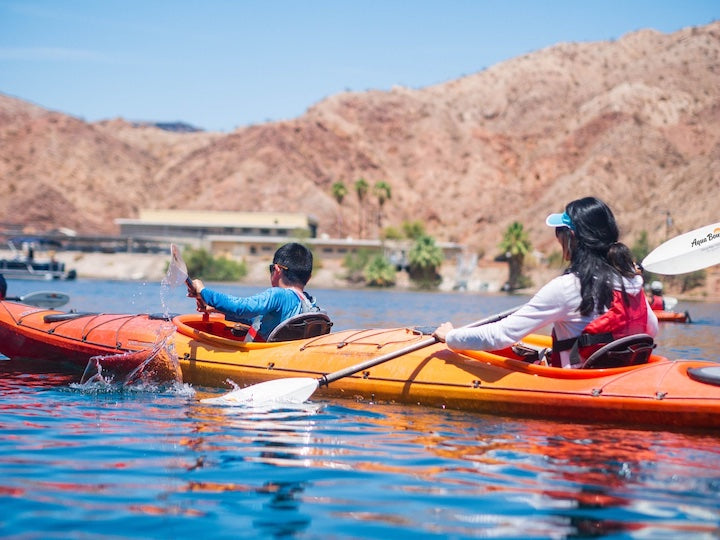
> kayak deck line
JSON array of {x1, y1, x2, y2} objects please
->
[
  {"x1": 0, "y1": 303, "x2": 167, "y2": 357},
  {"x1": 34, "y1": 313, "x2": 150, "y2": 349}
]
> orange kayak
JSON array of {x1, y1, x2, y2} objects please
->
[
  {"x1": 2, "y1": 299, "x2": 720, "y2": 429},
  {"x1": 654, "y1": 309, "x2": 692, "y2": 323}
]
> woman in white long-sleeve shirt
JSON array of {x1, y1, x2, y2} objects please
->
[{"x1": 433, "y1": 197, "x2": 658, "y2": 368}]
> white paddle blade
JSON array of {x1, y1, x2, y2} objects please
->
[
  {"x1": 19, "y1": 291, "x2": 70, "y2": 309},
  {"x1": 642, "y1": 222, "x2": 720, "y2": 275},
  {"x1": 164, "y1": 244, "x2": 189, "y2": 287},
  {"x1": 202, "y1": 378, "x2": 319, "y2": 406}
]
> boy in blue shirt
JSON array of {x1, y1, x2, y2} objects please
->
[{"x1": 189, "y1": 243, "x2": 319, "y2": 341}]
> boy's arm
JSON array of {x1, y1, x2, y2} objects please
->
[{"x1": 200, "y1": 287, "x2": 276, "y2": 320}]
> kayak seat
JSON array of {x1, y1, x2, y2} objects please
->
[
  {"x1": 687, "y1": 366, "x2": 720, "y2": 387},
  {"x1": 580, "y1": 334, "x2": 655, "y2": 369},
  {"x1": 511, "y1": 342, "x2": 550, "y2": 364},
  {"x1": 266, "y1": 311, "x2": 333, "y2": 343}
]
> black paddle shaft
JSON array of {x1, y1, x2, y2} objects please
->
[{"x1": 320, "y1": 305, "x2": 520, "y2": 387}]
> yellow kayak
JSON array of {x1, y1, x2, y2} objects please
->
[{"x1": 2, "y1": 300, "x2": 720, "y2": 429}]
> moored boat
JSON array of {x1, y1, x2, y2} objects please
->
[
  {"x1": 0, "y1": 257, "x2": 76, "y2": 280},
  {"x1": 1, "y1": 299, "x2": 720, "y2": 430}
]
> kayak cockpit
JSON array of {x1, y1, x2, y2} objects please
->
[
  {"x1": 462, "y1": 334, "x2": 669, "y2": 380},
  {"x1": 172, "y1": 311, "x2": 333, "y2": 349}
]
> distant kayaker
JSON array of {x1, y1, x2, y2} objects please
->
[
  {"x1": 648, "y1": 281, "x2": 666, "y2": 311},
  {"x1": 188, "y1": 242, "x2": 321, "y2": 342},
  {"x1": 434, "y1": 197, "x2": 658, "y2": 368}
]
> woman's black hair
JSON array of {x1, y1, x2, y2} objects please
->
[
  {"x1": 273, "y1": 243, "x2": 313, "y2": 287},
  {"x1": 565, "y1": 197, "x2": 636, "y2": 316}
]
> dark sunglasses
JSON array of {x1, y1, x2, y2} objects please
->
[
  {"x1": 268, "y1": 263, "x2": 289, "y2": 274},
  {"x1": 555, "y1": 226, "x2": 571, "y2": 238}
]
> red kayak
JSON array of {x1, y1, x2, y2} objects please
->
[{"x1": 654, "y1": 310, "x2": 691, "y2": 323}]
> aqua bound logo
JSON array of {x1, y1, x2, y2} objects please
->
[{"x1": 690, "y1": 227, "x2": 720, "y2": 248}]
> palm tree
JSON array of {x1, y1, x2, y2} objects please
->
[
  {"x1": 354, "y1": 178, "x2": 369, "y2": 238},
  {"x1": 331, "y1": 181, "x2": 348, "y2": 237},
  {"x1": 408, "y1": 234, "x2": 444, "y2": 289},
  {"x1": 373, "y1": 181, "x2": 392, "y2": 233},
  {"x1": 498, "y1": 221, "x2": 532, "y2": 291}
]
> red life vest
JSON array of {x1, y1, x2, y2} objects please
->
[
  {"x1": 649, "y1": 295, "x2": 665, "y2": 311},
  {"x1": 551, "y1": 289, "x2": 649, "y2": 367}
]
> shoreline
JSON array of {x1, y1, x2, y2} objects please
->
[{"x1": 2, "y1": 249, "x2": 718, "y2": 301}]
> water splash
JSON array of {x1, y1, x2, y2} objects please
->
[
  {"x1": 159, "y1": 278, "x2": 177, "y2": 321},
  {"x1": 74, "y1": 250, "x2": 193, "y2": 395},
  {"x1": 160, "y1": 243, "x2": 191, "y2": 320},
  {"x1": 78, "y1": 325, "x2": 182, "y2": 388}
]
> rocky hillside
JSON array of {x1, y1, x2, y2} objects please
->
[{"x1": 1, "y1": 22, "x2": 718, "y2": 259}]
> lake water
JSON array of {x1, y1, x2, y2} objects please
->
[{"x1": 2, "y1": 279, "x2": 720, "y2": 538}]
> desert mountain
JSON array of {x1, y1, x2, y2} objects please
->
[{"x1": 1, "y1": 22, "x2": 718, "y2": 258}]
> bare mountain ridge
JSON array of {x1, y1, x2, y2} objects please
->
[{"x1": 1, "y1": 22, "x2": 718, "y2": 259}]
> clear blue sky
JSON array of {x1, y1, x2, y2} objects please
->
[{"x1": 1, "y1": 0, "x2": 717, "y2": 132}]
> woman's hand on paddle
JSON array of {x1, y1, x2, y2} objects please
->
[{"x1": 433, "y1": 322, "x2": 454, "y2": 343}]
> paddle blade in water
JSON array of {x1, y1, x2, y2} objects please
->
[
  {"x1": 642, "y1": 222, "x2": 720, "y2": 275},
  {"x1": 202, "y1": 378, "x2": 319, "y2": 406}
]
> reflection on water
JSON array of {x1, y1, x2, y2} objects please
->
[
  {"x1": 1, "y1": 280, "x2": 720, "y2": 537},
  {"x1": 168, "y1": 395, "x2": 720, "y2": 538},
  {"x1": 2, "y1": 363, "x2": 720, "y2": 537}
]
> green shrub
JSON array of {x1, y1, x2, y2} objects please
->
[
  {"x1": 546, "y1": 249, "x2": 566, "y2": 269},
  {"x1": 364, "y1": 254, "x2": 396, "y2": 287},
  {"x1": 342, "y1": 249, "x2": 372, "y2": 283},
  {"x1": 184, "y1": 248, "x2": 247, "y2": 281},
  {"x1": 381, "y1": 226, "x2": 403, "y2": 241},
  {"x1": 402, "y1": 220, "x2": 426, "y2": 240}
]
